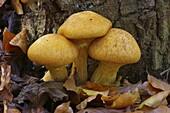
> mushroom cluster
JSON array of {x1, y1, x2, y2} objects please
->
[
  {"x1": 27, "y1": 11, "x2": 141, "y2": 86},
  {"x1": 58, "y1": 11, "x2": 112, "y2": 84}
]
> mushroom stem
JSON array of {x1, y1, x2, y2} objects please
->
[
  {"x1": 45, "y1": 65, "x2": 68, "y2": 82},
  {"x1": 72, "y1": 39, "x2": 94, "y2": 84},
  {"x1": 90, "y1": 62, "x2": 122, "y2": 86}
]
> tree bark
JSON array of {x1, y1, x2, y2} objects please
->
[{"x1": 21, "y1": 0, "x2": 170, "y2": 83}]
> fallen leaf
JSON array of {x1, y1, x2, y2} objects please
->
[
  {"x1": 77, "y1": 86, "x2": 109, "y2": 97},
  {"x1": 81, "y1": 82, "x2": 109, "y2": 92},
  {"x1": 9, "y1": 28, "x2": 28, "y2": 53},
  {"x1": 143, "y1": 81, "x2": 161, "y2": 95},
  {"x1": 107, "y1": 88, "x2": 140, "y2": 109},
  {"x1": 63, "y1": 66, "x2": 80, "y2": 104},
  {"x1": 7, "y1": 108, "x2": 21, "y2": 113},
  {"x1": 2, "y1": 27, "x2": 18, "y2": 52},
  {"x1": 148, "y1": 75, "x2": 170, "y2": 91},
  {"x1": 63, "y1": 67, "x2": 77, "y2": 93},
  {"x1": 76, "y1": 86, "x2": 109, "y2": 109},
  {"x1": 125, "y1": 111, "x2": 144, "y2": 113},
  {"x1": 3, "y1": 101, "x2": 7, "y2": 113},
  {"x1": 11, "y1": 0, "x2": 24, "y2": 15},
  {"x1": 119, "y1": 81, "x2": 143, "y2": 94},
  {"x1": 54, "y1": 101, "x2": 73, "y2": 113},
  {"x1": 3, "y1": 101, "x2": 21, "y2": 113},
  {"x1": 0, "y1": 64, "x2": 11, "y2": 89},
  {"x1": 136, "y1": 90, "x2": 170, "y2": 110},
  {"x1": 0, "y1": 0, "x2": 6, "y2": 7},
  {"x1": 80, "y1": 82, "x2": 120, "y2": 96},
  {"x1": 22, "y1": 104, "x2": 49, "y2": 113},
  {"x1": 0, "y1": 64, "x2": 13, "y2": 102},
  {"x1": 76, "y1": 94, "x2": 104, "y2": 110},
  {"x1": 41, "y1": 71, "x2": 53, "y2": 81},
  {"x1": 102, "y1": 94, "x2": 120, "y2": 106},
  {"x1": 146, "y1": 105, "x2": 170, "y2": 113},
  {"x1": 77, "y1": 107, "x2": 127, "y2": 113},
  {"x1": 2, "y1": 11, "x2": 17, "y2": 33},
  {"x1": 0, "y1": 86, "x2": 13, "y2": 102},
  {"x1": 15, "y1": 81, "x2": 68, "y2": 106}
]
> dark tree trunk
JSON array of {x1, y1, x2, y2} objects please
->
[{"x1": 20, "y1": 0, "x2": 170, "y2": 83}]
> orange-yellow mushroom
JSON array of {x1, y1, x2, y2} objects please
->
[
  {"x1": 88, "y1": 28, "x2": 141, "y2": 86},
  {"x1": 27, "y1": 34, "x2": 78, "y2": 82}
]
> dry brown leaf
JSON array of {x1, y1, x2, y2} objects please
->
[
  {"x1": 22, "y1": 105, "x2": 48, "y2": 113},
  {"x1": 77, "y1": 86, "x2": 109, "y2": 97},
  {"x1": 81, "y1": 82, "x2": 110, "y2": 91},
  {"x1": 0, "y1": 64, "x2": 13, "y2": 102},
  {"x1": 136, "y1": 90, "x2": 170, "y2": 110},
  {"x1": 119, "y1": 81, "x2": 143, "y2": 94},
  {"x1": 3, "y1": 101, "x2": 21, "y2": 113},
  {"x1": 107, "y1": 88, "x2": 140, "y2": 109},
  {"x1": 0, "y1": 0, "x2": 6, "y2": 7},
  {"x1": 148, "y1": 75, "x2": 170, "y2": 90},
  {"x1": 9, "y1": 28, "x2": 28, "y2": 53},
  {"x1": 63, "y1": 66, "x2": 80, "y2": 104},
  {"x1": 11, "y1": 0, "x2": 23, "y2": 15},
  {"x1": 77, "y1": 107, "x2": 142, "y2": 113},
  {"x1": 102, "y1": 94, "x2": 120, "y2": 106},
  {"x1": 146, "y1": 105, "x2": 170, "y2": 113},
  {"x1": 143, "y1": 81, "x2": 161, "y2": 95},
  {"x1": 76, "y1": 94, "x2": 103, "y2": 110},
  {"x1": 0, "y1": 64, "x2": 11, "y2": 89},
  {"x1": 3, "y1": 101, "x2": 7, "y2": 113},
  {"x1": 81, "y1": 82, "x2": 120, "y2": 97},
  {"x1": 54, "y1": 101, "x2": 73, "y2": 113},
  {"x1": 16, "y1": 81, "x2": 68, "y2": 106},
  {"x1": 0, "y1": 86, "x2": 13, "y2": 102},
  {"x1": 125, "y1": 111, "x2": 144, "y2": 113},
  {"x1": 76, "y1": 84, "x2": 120, "y2": 109},
  {"x1": 63, "y1": 67, "x2": 77, "y2": 93},
  {"x1": 7, "y1": 108, "x2": 21, "y2": 113},
  {"x1": 2, "y1": 27, "x2": 18, "y2": 52}
]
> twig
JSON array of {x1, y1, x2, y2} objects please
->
[
  {"x1": 160, "y1": 68, "x2": 170, "y2": 75},
  {"x1": 160, "y1": 68, "x2": 170, "y2": 81}
]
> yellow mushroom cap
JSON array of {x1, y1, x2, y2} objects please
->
[
  {"x1": 88, "y1": 28, "x2": 141, "y2": 64},
  {"x1": 58, "y1": 11, "x2": 112, "y2": 39},
  {"x1": 27, "y1": 34, "x2": 78, "y2": 66}
]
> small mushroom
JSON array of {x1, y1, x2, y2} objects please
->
[
  {"x1": 27, "y1": 34, "x2": 78, "y2": 82},
  {"x1": 88, "y1": 28, "x2": 141, "y2": 86},
  {"x1": 58, "y1": 11, "x2": 112, "y2": 84}
]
